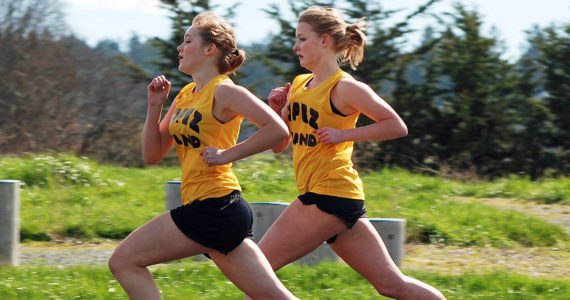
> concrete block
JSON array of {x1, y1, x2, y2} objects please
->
[
  {"x1": 165, "y1": 181, "x2": 182, "y2": 211},
  {"x1": 369, "y1": 218, "x2": 406, "y2": 265},
  {"x1": 164, "y1": 182, "x2": 405, "y2": 266},
  {"x1": 0, "y1": 180, "x2": 21, "y2": 266}
]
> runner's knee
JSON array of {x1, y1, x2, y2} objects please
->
[
  {"x1": 371, "y1": 274, "x2": 408, "y2": 298},
  {"x1": 108, "y1": 247, "x2": 138, "y2": 275}
]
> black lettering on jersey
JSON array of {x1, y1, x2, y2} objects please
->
[
  {"x1": 189, "y1": 110, "x2": 202, "y2": 133},
  {"x1": 181, "y1": 108, "x2": 195, "y2": 126},
  {"x1": 307, "y1": 134, "x2": 317, "y2": 146},
  {"x1": 170, "y1": 108, "x2": 182, "y2": 124},
  {"x1": 292, "y1": 102, "x2": 300, "y2": 121},
  {"x1": 172, "y1": 134, "x2": 201, "y2": 148},
  {"x1": 181, "y1": 134, "x2": 201, "y2": 148},
  {"x1": 171, "y1": 107, "x2": 202, "y2": 148},
  {"x1": 173, "y1": 108, "x2": 201, "y2": 134},
  {"x1": 290, "y1": 131, "x2": 317, "y2": 147},
  {"x1": 289, "y1": 102, "x2": 320, "y2": 130},
  {"x1": 301, "y1": 103, "x2": 308, "y2": 123},
  {"x1": 287, "y1": 105, "x2": 291, "y2": 122},
  {"x1": 172, "y1": 134, "x2": 183, "y2": 145},
  {"x1": 172, "y1": 108, "x2": 189, "y2": 124},
  {"x1": 309, "y1": 108, "x2": 319, "y2": 130},
  {"x1": 299, "y1": 132, "x2": 308, "y2": 145}
]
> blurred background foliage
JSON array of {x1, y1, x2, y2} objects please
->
[{"x1": 0, "y1": 0, "x2": 569, "y2": 179}]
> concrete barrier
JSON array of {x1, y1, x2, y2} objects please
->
[
  {"x1": 250, "y1": 202, "x2": 338, "y2": 265},
  {"x1": 164, "y1": 182, "x2": 404, "y2": 265},
  {"x1": 249, "y1": 202, "x2": 288, "y2": 242},
  {"x1": 369, "y1": 218, "x2": 406, "y2": 265},
  {"x1": 165, "y1": 181, "x2": 182, "y2": 210},
  {"x1": 0, "y1": 180, "x2": 21, "y2": 266}
]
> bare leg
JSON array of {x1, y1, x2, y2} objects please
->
[
  {"x1": 244, "y1": 199, "x2": 346, "y2": 299},
  {"x1": 108, "y1": 212, "x2": 210, "y2": 300},
  {"x1": 210, "y1": 239, "x2": 298, "y2": 300},
  {"x1": 329, "y1": 218, "x2": 446, "y2": 300},
  {"x1": 256, "y1": 199, "x2": 347, "y2": 271}
]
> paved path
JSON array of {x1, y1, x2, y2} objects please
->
[
  {"x1": 20, "y1": 242, "x2": 115, "y2": 266},
  {"x1": 18, "y1": 200, "x2": 569, "y2": 277},
  {"x1": 19, "y1": 242, "x2": 569, "y2": 279}
]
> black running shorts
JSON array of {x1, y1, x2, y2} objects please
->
[
  {"x1": 298, "y1": 192, "x2": 367, "y2": 244},
  {"x1": 170, "y1": 191, "x2": 253, "y2": 254}
]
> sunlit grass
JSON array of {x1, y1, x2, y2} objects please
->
[
  {"x1": 0, "y1": 261, "x2": 568, "y2": 299},
  {"x1": 0, "y1": 153, "x2": 568, "y2": 248},
  {"x1": 1, "y1": 153, "x2": 569, "y2": 299}
]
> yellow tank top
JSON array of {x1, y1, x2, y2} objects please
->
[
  {"x1": 169, "y1": 74, "x2": 243, "y2": 204},
  {"x1": 288, "y1": 69, "x2": 364, "y2": 199}
]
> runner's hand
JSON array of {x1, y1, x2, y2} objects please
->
[
  {"x1": 148, "y1": 75, "x2": 171, "y2": 108},
  {"x1": 268, "y1": 82, "x2": 291, "y2": 113},
  {"x1": 201, "y1": 146, "x2": 229, "y2": 166}
]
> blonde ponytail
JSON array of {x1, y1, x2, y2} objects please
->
[
  {"x1": 299, "y1": 6, "x2": 368, "y2": 70},
  {"x1": 340, "y1": 18, "x2": 367, "y2": 70}
]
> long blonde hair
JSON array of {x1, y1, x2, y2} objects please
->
[
  {"x1": 192, "y1": 11, "x2": 246, "y2": 74},
  {"x1": 299, "y1": 5, "x2": 367, "y2": 70}
]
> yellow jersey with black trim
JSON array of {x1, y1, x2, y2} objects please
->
[
  {"x1": 288, "y1": 69, "x2": 365, "y2": 200},
  {"x1": 169, "y1": 74, "x2": 243, "y2": 204}
]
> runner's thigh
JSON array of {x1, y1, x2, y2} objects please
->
[
  {"x1": 257, "y1": 199, "x2": 346, "y2": 270},
  {"x1": 329, "y1": 218, "x2": 404, "y2": 286},
  {"x1": 112, "y1": 212, "x2": 211, "y2": 267}
]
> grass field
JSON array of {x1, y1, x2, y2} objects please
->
[
  {"x1": 0, "y1": 153, "x2": 569, "y2": 299},
  {"x1": 1, "y1": 261, "x2": 568, "y2": 299}
]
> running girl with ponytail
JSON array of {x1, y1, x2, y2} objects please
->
[
  {"x1": 108, "y1": 11, "x2": 297, "y2": 300},
  {"x1": 255, "y1": 6, "x2": 446, "y2": 300}
]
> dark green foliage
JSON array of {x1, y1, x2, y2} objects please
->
[
  {"x1": 528, "y1": 24, "x2": 570, "y2": 175},
  {"x1": 431, "y1": 5, "x2": 512, "y2": 176},
  {"x1": 1, "y1": 0, "x2": 569, "y2": 177}
]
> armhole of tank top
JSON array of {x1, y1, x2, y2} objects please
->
[
  {"x1": 211, "y1": 105, "x2": 241, "y2": 125},
  {"x1": 329, "y1": 78, "x2": 349, "y2": 117},
  {"x1": 211, "y1": 81, "x2": 242, "y2": 126},
  {"x1": 330, "y1": 97, "x2": 348, "y2": 117}
]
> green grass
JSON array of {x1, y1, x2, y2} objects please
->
[
  {"x1": 447, "y1": 174, "x2": 570, "y2": 205},
  {"x1": 0, "y1": 153, "x2": 567, "y2": 248},
  {"x1": 1, "y1": 261, "x2": 568, "y2": 299},
  {"x1": 1, "y1": 153, "x2": 179, "y2": 240},
  {"x1": 360, "y1": 170, "x2": 568, "y2": 248},
  {"x1": 1, "y1": 153, "x2": 569, "y2": 299}
]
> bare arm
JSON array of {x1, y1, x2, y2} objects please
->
[
  {"x1": 142, "y1": 75, "x2": 176, "y2": 164},
  {"x1": 267, "y1": 83, "x2": 292, "y2": 153},
  {"x1": 200, "y1": 83, "x2": 289, "y2": 166},
  {"x1": 315, "y1": 78, "x2": 408, "y2": 144},
  {"x1": 271, "y1": 104, "x2": 292, "y2": 153}
]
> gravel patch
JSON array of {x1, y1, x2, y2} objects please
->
[
  {"x1": 18, "y1": 242, "x2": 570, "y2": 279},
  {"x1": 19, "y1": 241, "x2": 117, "y2": 266},
  {"x1": 20, "y1": 248, "x2": 114, "y2": 266}
]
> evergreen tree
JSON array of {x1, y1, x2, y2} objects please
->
[
  {"x1": 431, "y1": 4, "x2": 516, "y2": 177},
  {"x1": 503, "y1": 32, "x2": 555, "y2": 179},
  {"x1": 529, "y1": 24, "x2": 570, "y2": 174},
  {"x1": 378, "y1": 26, "x2": 444, "y2": 172}
]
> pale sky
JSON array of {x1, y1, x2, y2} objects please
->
[{"x1": 62, "y1": 0, "x2": 569, "y2": 61}]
